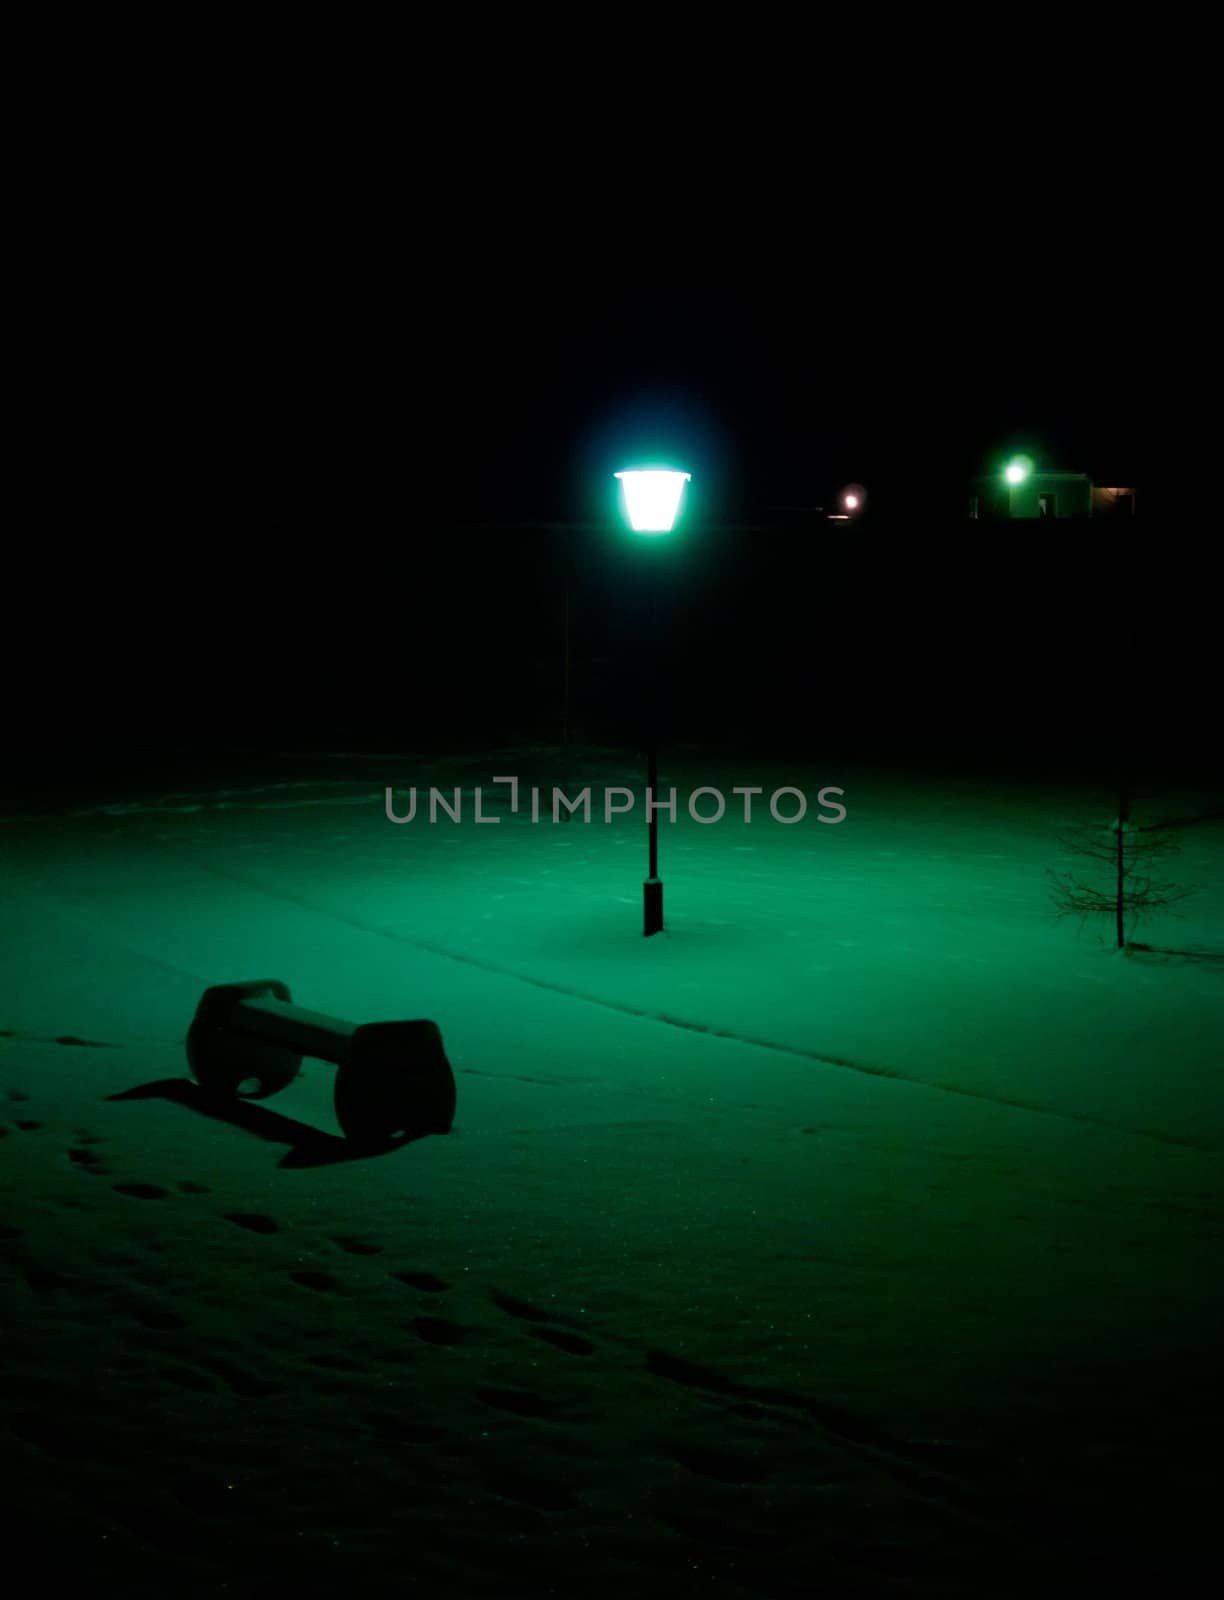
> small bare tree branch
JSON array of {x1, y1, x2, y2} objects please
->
[{"x1": 1049, "y1": 807, "x2": 1195, "y2": 946}]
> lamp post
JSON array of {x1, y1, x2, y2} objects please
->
[
  {"x1": 1001, "y1": 456, "x2": 1035, "y2": 518},
  {"x1": 614, "y1": 467, "x2": 690, "y2": 936},
  {"x1": 830, "y1": 483, "x2": 866, "y2": 521}
]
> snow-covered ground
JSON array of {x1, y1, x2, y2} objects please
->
[{"x1": 2, "y1": 744, "x2": 1221, "y2": 1598}]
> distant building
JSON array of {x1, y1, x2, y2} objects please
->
[
  {"x1": 969, "y1": 471, "x2": 1136, "y2": 520},
  {"x1": 1088, "y1": 485, "x2": 1138, "y2": 519}
]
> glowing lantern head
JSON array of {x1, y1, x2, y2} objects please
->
[{"x1": 615, "y1": 468, "x2": 691, "y2": 534}]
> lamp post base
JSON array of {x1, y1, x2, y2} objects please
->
[{"x1": 643, "y1": 877, "x2": 664, "y2": 937}]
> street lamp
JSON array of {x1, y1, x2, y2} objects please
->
[
  {"x1": 615, "y1": 468, "x2": 691, "y2": 534},
  {"x1": 615, "y1": 467, "x2": 690, "y2": 935},
  {"x1": 828, "y1": 485, "x2": 866, "y2": 521},
  {"x1": 1004, "y1": 457, "x2": 1032, "y2": 486}
]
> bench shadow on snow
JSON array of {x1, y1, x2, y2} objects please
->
[{"x1": 106, "y1": 1078, "x2": 418, "y2": 1168}]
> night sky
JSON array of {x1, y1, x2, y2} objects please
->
[
  {"x1": 51, "y1": 199, "x2": 1157, "y2": 529},
  {"x1": 33, "y1": 111, "x2": 1191, "y2": 783}
]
